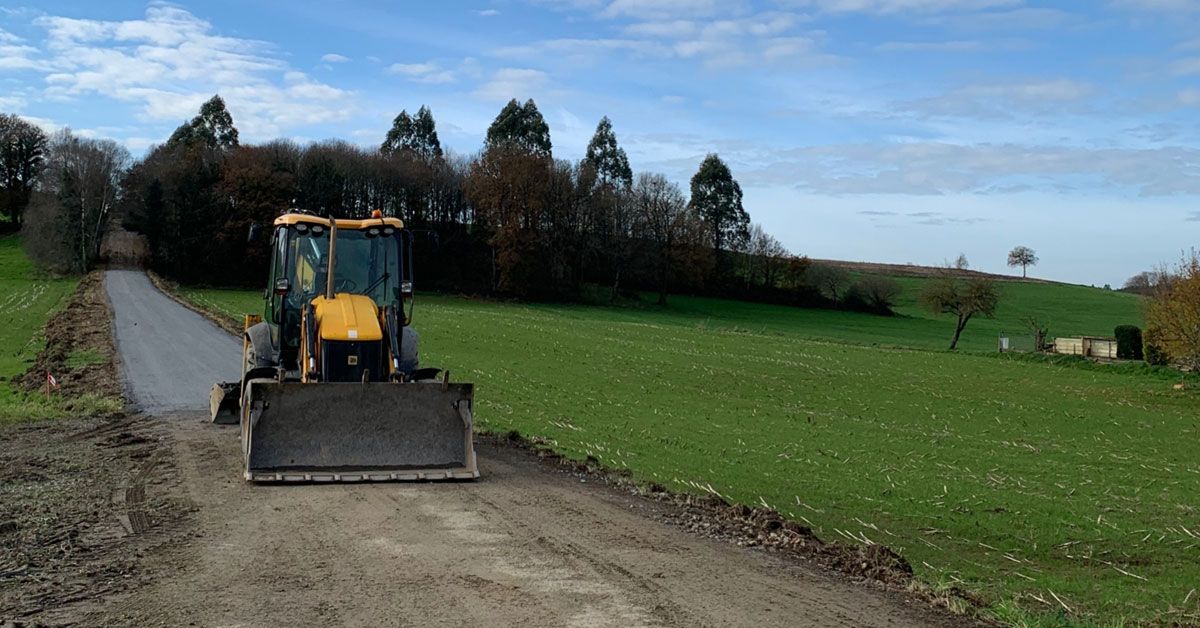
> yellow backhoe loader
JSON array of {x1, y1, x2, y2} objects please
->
[{"x1": 210, "y1": 209, "x2": 477, "y2": 482}]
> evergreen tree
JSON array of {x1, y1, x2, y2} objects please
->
[
  {"x1": 0, "y1": 113, "x2": 47, "y2": 227},
  {"x1": 381, "y1": 105, "x2": 442, "y2": 159},
  {"x1": 167, "y1": 94, "x2": 239, "y2": 151},
  {"x1": 484, "y1": 99, "x2": 551, "y2": 157},
  {"x1": 688, "y1": 153, "x2": 748, "y2": 252},
  {"x1": 583, "y1": 116, "x2": 632, "y2": 188}
]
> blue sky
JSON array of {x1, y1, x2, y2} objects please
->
[{"x1": 1, "y1": 0, "x2": 1197, "y2": 285}]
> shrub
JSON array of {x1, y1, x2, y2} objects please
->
[
  {"x1": 1143, "y1": 329, "x2": 1169, "y2": 366},
  {"x1": 846, "y1": 276, "x2": 902, "y2": 315},
  {"x1": 1114, "y1": 325, "x2": 1143, "y2": 360}
]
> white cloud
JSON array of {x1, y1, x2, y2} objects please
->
[
  {"x1": 876, "y1": 39, "x2": 985, "y2": 51},
  {"x1": 495, "y1": 38, "x2": 667, "y2": 61},
  {"x1": 601, "y1": 0, "x2": 737, "y2": 20},
  {"x1": 509, "y1": 12, "x2": 827, "y2": 68},
  {"x1": 476, "y1": 9, "x2": 500, "y2": 17},
  {"x1": 472, "y1": 68, "x2": 550, "y2": 102},
  {"x1": 0, "y1": 41, "x2": 47, "y2": 70},
  {"x1": 1170, "y1": 57, "x2": 1200, "y2": 75},
  {"x1": 782, "y1": 0, "x2": 1021, "y2": 14},
  {"x1": 320, "y1": 53, "x2": 350, "y2": 63},
  {"x1": 1180, "y1": 89, "x2": 1200, "y2": 106},
  {"x1": 897, "y1": 79, "x2": 1097, "y2": 119},
  {"x1": 762, "y1": 36, "x2": 818, "y2": 60},
  {"x1": 18, "y1": 6, "x2": 353, "y2": 139},
  {"x1": 915, "y1": 7, "x2": 1072, "y2": 30},
  {"x1": 1110, "y1": 0, "x2": 1200, "y2": 12},
  {"x1": 0, "y1": 93, "x2": 26, "y2": 109},
  {"x1": 387, "y1": 61, "x2": 456, "y2": 84},
  {"x1": 738, "y1": 141, "x2": 1200, "y2": 196}
]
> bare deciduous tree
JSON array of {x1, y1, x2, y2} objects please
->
[
  {"x1": 807, "y1": 263, "x2": 852, "y2": 304},
  {"x1": 632, "y1": 173, "x2": 711, "y2": 305},
  {"x1": 919, "y1": 275, "x2": 1000, "y2": 350},
  {"x1": 24, "y1": 129, "x2": 129, "y2": 272},
  {"x1": 852, "y1": 276, "x2": 902, "y2": 314},
  {"x1": 1007, "y1": 246, "x2": 1038, "y2": 278}
]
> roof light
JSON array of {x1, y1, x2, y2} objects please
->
[{"x1": 371, "y1": 209, "x2": 383, "y2": 218}]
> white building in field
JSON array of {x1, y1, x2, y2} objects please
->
[{"x1": 1053, "y1": 336, "x2": 1118, "y2": 360}]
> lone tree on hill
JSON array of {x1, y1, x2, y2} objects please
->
[
  {"x1": 1007, "y1": 245, "x2": 1038, "y2": 278},
  {"x1": 381, "y1": 105, "x2": 442, "y2": 159},
  {"x1": 919, "y1": 275, "x2": 1000, "y2": 350},
  {"x1": 689, "y1": 153, "x2": 749, "y2": 254}
]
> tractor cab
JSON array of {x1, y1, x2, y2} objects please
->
[{"x1": 264, "y1": 211, "x2": 412, "y2": 372}]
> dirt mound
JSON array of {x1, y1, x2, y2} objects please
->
[{"x1": 17, "y1": 272, "x2": 121, "y2": 407}]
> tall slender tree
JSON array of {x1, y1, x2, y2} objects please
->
[
  {"x1": 167, "y1": 94, "x2": 239, "y2": 151},
  {"x1": 484, "y1": 99, "x2": 551, "y2": 157},
  {"x1": 582, "y1": 116, "x2": 633, "y2": 300},
  {"x1": 583, "y1": 117, "x2": 632, "y2": 188},
  {"x1": 688, "y1": 153, "x2": 748, "y2": 254},
  {"x1": 381, "y1": 105, "x2": 442, "y2": 159}
]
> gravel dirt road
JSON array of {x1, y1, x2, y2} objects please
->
[{"x1": 97, "y1": 270, "x2": 965, "y2": 627}]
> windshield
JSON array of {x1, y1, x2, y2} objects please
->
[{"x1": 290, "y1": 228, "x2": 401, "y2": 307}]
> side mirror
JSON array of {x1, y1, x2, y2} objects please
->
[
  {"x1": 247, "y1": 223, "x2": 262, "y2": 244},
  {"x1": 400, "y1": 280, "x2": 414, "y2": 298},
  {"x1": 274, "y1": 277, "x2": 290, "y2": 296}
]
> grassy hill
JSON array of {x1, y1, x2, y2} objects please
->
[
  {"x1": 607, "y1": 276, "x2": 1141, "y2": 353},
  {"x1": 177, "y1": 277, "x2": 1180, "y2": 623}
]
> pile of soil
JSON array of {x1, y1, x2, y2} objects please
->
[{"x1": 17, "y1": 272, "x2": 121, "y2": 407}]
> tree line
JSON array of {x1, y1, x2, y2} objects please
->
[{"x1": 1, "y1": 96, "x2": 904, "y2": 314}]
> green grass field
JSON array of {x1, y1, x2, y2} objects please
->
[
  {"x1": 180, "y1": 281, "x2": 1197, "y2": 624},
  {"x1": 0, "y1": 236, "x2": 80, "y2": 422}
]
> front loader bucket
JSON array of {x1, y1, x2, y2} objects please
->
[
  {"x1": 242, "y1": 380, "x2": 477, "y2": 482},
  {"x1": 210, "y1": 382, "x2": 240, "y2": 425}
]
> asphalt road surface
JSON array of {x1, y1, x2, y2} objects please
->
[
  {"x1": 105, "y1": 270, "x2": 241, "y2": 414},
  {"x1": 102, "y1": 270, "x2": 960, "y2": 627}
]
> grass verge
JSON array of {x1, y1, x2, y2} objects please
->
[{"x1": 0, "y1": 236, "x2": 123, "y2": 423}]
